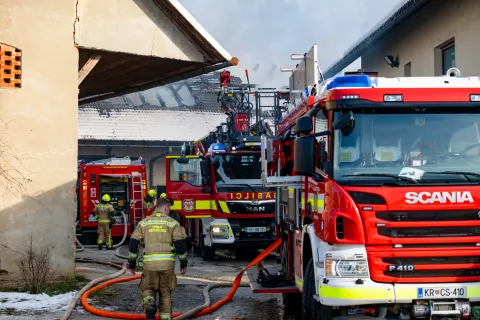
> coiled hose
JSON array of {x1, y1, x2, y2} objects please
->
[
  {"x1": 75, "y1": 210, "x2": 129, "y2": 252},
  {"x1": 61, "y1": 238, "x2": 281, "y2": 319}
]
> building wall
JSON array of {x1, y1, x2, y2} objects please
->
[
  {"x1": 78, "y1": 146, "x2": 181, "y2": 188},
  {"x1": 75, "y1": 0, "x2": 204, "y2": 62},
  {"x1": 0, "y1": 1, "x2": 78, "y2": 277},
  {"x1": 361, "y1": 0, "x2": 480, "y2": 77}
]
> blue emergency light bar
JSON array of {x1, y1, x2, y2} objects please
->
[
  {"x1": 326, "y1": 75, "x2": 372, "y2": 90},
  {"x1": 210, "y1": 143, "x2": 227, "y2": 151},
  {"x1": 141, "y1": 159, "x2": 145, "y2": 164}
]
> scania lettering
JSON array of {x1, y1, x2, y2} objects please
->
[
  {"x1": 405, "y1": 191, "x2": 474, "y2": 204},
  {"x1": 243, "y1": 44, "x2": 480, "y2": 320}
]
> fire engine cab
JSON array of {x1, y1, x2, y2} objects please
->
[
  {"x1": 248, "y1": 44, "x2": 480, "y2": 320},
  {"x1": 76, "y1": 157, "x2": 148, "y2": 243}
]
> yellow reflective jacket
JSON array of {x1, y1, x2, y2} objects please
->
[
  {"x1": 130, "y1": 212, "x2": 186, "y2": 271},
  {"x1": 93, "y1": 203, "x2": 115, "y2": 223}
]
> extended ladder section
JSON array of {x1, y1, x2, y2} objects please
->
[{"x1": 131, "y1": 172, "x2": 145, "y2": 225}]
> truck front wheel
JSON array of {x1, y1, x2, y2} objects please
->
[
  {"x1": 200, "y1": 234, "x2": 215, "y2": 261},
  {"x1": 302, "y1": 258, "x2": 316, "y2": 320}
]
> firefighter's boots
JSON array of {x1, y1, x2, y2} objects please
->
[{"x1": 145, "y1": 305, "x2": 157, "y2": 320}]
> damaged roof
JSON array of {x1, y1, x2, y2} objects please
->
[{"x1": 78, "y1": 72, "x2": 245, "y2": 143}]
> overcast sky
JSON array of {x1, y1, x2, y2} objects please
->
[{"x1": 179, "y1": 0, "x2": 404, "y2": 87}]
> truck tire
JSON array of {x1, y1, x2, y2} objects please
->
[
  {"x1": 200, "y1": 234, "x2": 215, "y2": 261},
  {"x1": 280, "y1": 240, "x2": 301, "y2": 316},
  {"x1": 302, "y1": 258, "x2": 316, "y2": 320}
]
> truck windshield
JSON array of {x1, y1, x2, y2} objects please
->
[
  {"x1": 212, "y1": 153, "x2": 262, "y2": 185},
  {"x1": 332, "y1": 109, "x2": 480, "y2": 186}
]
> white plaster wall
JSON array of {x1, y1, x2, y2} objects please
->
[
  {"x1": 0, "y1": 1, "x2": 78, "y2": 277},
  {"x1": 361, "y1": 0, "x2": 480, "y2": 77},
  {"x1": 74, "y1": 0, "x2": 204, "y2": 62}
]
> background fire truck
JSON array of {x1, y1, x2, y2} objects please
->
[
  {"x1": 76, "y1": 157, "x2": 149, "y2": 244},
  {"x1": 234, "y1": 44, "x2": 480, "y2": 320},
  {"x1": 166, "y1": 73, "x2": 289, "y2": 261}
]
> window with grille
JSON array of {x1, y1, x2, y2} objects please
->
[{"x1": 0, "y1": 43, "x2": 21, "y2": 88}]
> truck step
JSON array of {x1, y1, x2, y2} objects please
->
[{"x1": 244, "y1": 267, "x2": 299, "y2": 294}]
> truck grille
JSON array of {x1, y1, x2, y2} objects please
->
[
  {"x1": 378, "y1": 227, "x2": 480, "y2": 238},
  {"x1": 226, "y1": 201, "x2": 275, "y2": 214},
  {"x1": 367, "y1": 209, "x2": 480, "y2": 283}
]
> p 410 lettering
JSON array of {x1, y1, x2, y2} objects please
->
[{"x1": 387, "y1": 265, "x2": 415, "y2": 272}]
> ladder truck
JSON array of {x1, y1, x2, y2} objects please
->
[
  {"x1": 165, "y1": 75, "x2": 289, "y2": 261},
  {"x1": 76, "y1": 156, "x2": 149, "y2": 243},
  {"x1": 248, "y1": 44, "x2": 480, "y2": 320}
]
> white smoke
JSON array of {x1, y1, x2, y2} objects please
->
[{"x1": 179, "y1": 0, "x2": 403, "y2": 87}]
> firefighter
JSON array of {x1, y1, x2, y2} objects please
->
[
  {"x1": 160, "y1": 193, "x2": 180, "y2": 222},
  {"x1": 128, "y1": 197, "x2": 188, "y2": 320},
  {"x1": 144, "y1": 189, "x2": 157, "y2": 210},
  {"x1": 93, "y1": 194, "x2": 116, "y2": 250}
]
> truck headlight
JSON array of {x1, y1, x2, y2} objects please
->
[
  {"x1": 326, "y1": 259, "x2": 369, "y2": 277},
  {"x1": 211, "y1": 225, "x2": 229, "y2": 239}
]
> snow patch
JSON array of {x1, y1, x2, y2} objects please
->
[{"x1": 0, "y1": 291, "x2": 77, "y2": 311}]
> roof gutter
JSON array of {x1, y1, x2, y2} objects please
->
[{"x1": 78, "y1": 60, "x2": 235, "y2": 105}]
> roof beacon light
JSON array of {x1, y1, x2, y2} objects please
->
[
  {"x1": 384, "y1": 94, "x2": 403, "y2": 102},
  {"x1": 471, "y1": 94, "x2": 480, "y2": 102},
  {"x1": 326, "y1": 75, "x2": 372, "y2": 90}
]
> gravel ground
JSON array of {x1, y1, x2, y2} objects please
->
[{"x1": 1, "y1": 247, "x2": 299, "y2": 320}]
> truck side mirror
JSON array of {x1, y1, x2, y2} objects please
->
[
  {"x1": 202, "y1": 176, "x2": 211, "y2": 186},
  {"x1": 295, "y1": 116, "x2": 313, "y2": 135},
  {"x1": 318, "y1": 140, "x2": 327, "y2": 169},
  {"x1": 333, "y1": 111, "x2": 354, "y2": 130},
  {"x1": 200, "y1": 160, "x2": 211, "y2": 178},
  {"x1": 294, "y1": 136, "x2": 314, "y2": 176}
]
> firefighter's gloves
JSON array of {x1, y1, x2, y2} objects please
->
[
  {"x1": 180, "y1": 258, "x2": 188, "y2": 270},
  {"x1": 128, "y1": 251, "x2": 138, "y2": 272}
]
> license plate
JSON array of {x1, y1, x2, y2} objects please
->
[
  {"x1": 417, "y1": 287, "x2": 467, "y2": 299},
  {"x1": 245, "y1": 227, "x2": 266, "y2": 233},
  {"x1": 88, "y1": 215, "x2": 97, "y2": 222}
]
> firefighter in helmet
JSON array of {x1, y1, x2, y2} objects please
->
[
  {"x1": 144, "y1": 189, "x2": 157, "y2": 211},
  {"x1": 160, "y1": 193, "x2": 179, "y2": 222},
  {"x1": 128, "y1": 197, "x2": 188, "y2": 320},
  {"x1": 93, "y1": 194, "x2": 116, "y2": 250}
]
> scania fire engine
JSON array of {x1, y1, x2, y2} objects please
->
[
  {"x1": 242, "y1": 44, "x2": 480, "y2": 320},
  {"x1": 76, "y1": 157, "x2": 149, "y2": 243},
  {"x1": 165, "y1": 75, "x2": 286, "y2": 260}
]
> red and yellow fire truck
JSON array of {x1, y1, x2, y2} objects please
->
[
  {"x1": 240, "y1": 45, "x2": 480, "y2": 320},
  {"x1": 165, "y1": 80, "x2": 279, "y2": 261},
  {"x1": 76, "y1": 157, "x2": 149, "y2": 243}
]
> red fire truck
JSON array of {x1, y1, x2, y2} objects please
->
[
  {"x1": 76, "y1": 157, "x2": 149, "y2": 244},
  {"x1": 165, "y1": 83, "x2": 282, "y2": 261},
  {"x1": 241, "y1": 45, "x2": 480, "y2": 320}
]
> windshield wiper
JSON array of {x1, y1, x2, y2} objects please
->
[
  {"x1": 425, "y1": 171, "x2": 480, "y2": 183},
  {"x1": 341, "y1": 173, "x2": 419, "y2": 184}
]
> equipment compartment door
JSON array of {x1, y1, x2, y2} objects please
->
[{"x1": 166, "y1": 156, "x2": 211, "y2": 218}]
